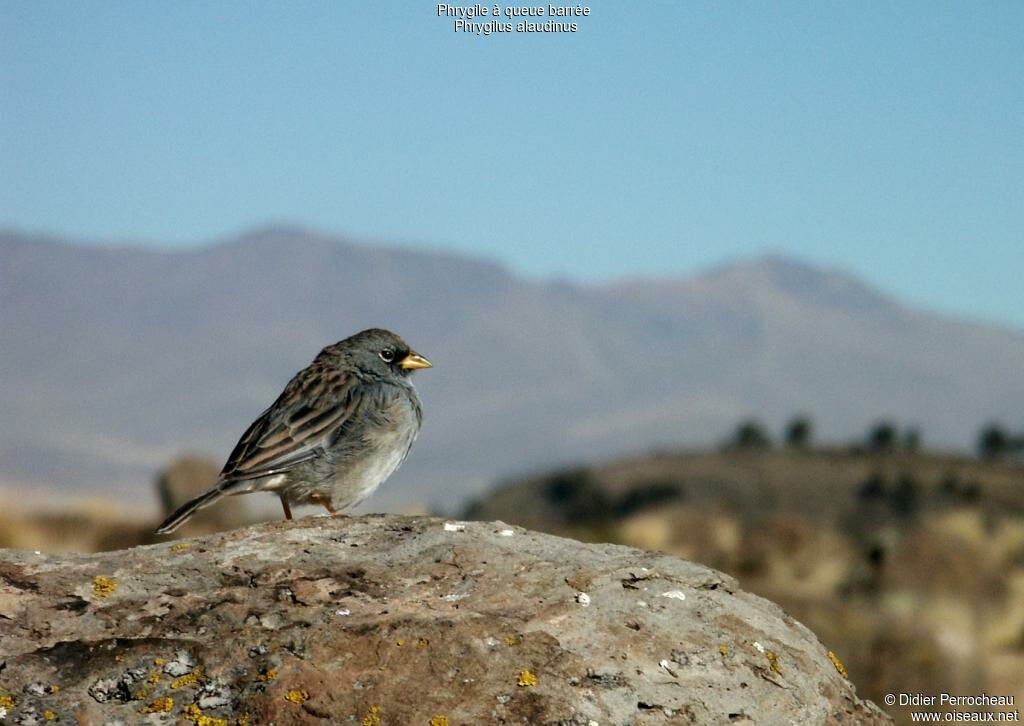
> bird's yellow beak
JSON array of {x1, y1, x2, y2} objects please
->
[{"x1": 399, "y1": 352, "x2": 432, "y2": 370}]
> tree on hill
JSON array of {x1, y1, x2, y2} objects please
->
[
  {"x1": 733, "y1": 419, "x2": 772, "y2": 449},
  {"x1": 867, "y1": 420, "x2": 897, "y2": 452},
  {"x1": 857, "y1": 471, "x2": 887, "y2": 500},
  {"x1": 890, "y1": 474, "x2": 920, "y2": 518},
  {"x1": 542, "y1": 468, "x2": 612, "y2": 525},
  {"x1": 977, "y1": 423, "x2": 1009, "y2": 459},
  {"x1": 785, "y1": 415, "x2": 813, "y2": 449}
]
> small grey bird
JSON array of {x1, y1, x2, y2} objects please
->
[{"x1": 156, "y1": 328, "x2": 431, "y2": 534}]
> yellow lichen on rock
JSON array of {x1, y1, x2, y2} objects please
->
[
  {"x1": 517, "y1": 670, "x2": 538, "y2": 687},
  {"x1": 361, "y1": 705, "x2": 383, "y2": 726},
  {"x1": 183, "y1": 702, "x2": 229, "y2": 726},
  {"x1": 257, "y1": 667, "x2": 278, "y2": 682},
  {"x1": 285, "y1": 689, "x2": 309, "y2": 704},
  {"x1": 199, "y1": 714, "x2": 229, "y2": 726},
  {"x1": 93, "y1": 576, "x2": 118, "y2": 598},
  {"x1": 827, "y1": 650, "x2": 848, "y2": 679},
  {"x1": 0, "y1": 693, "x2": 15, "y2": 710},
  {"x1": 139, "y1": 697, "x2": 174, "y2": 714},
  {"x1": 43, "y1": 711, "x2": 56, "y2": 721},
  {"x1": 430, "y1": 716, "x2": 450, "y2": 726},
  {"x1": 719, "y1": 645, "x2": 730, "y2": 656},
  {"x1": 182, "y1": 703, "x2": 202, "y2": 720},
  {"x1": 172, "y1": 542, "x2": 192, "y2": 552},
  {"x1": 170, "y1": 668, "x2": 204, "y2": 689},
  {"x1": 766, "y1": 650, "x2": 781, "y2": 674}
]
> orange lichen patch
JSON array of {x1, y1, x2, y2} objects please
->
[
  {"x1": 170, "y1": 668, "x2": 204, "y2": 689},
  {"x1": 93, "y1": 576, "x2": 118, "y2": 598},
  {"x1": 0, "y1": 694, "x2": 15, "y2": 710},
  {"x1": 284, "y1": 689, "x2": 309, "y2": 704},
  {"x1": 172, "y1": 542, "x2": 193, "y2": 552},
  {"x1": 257, "y1": 667, "x2": 278, "y2": 682},
  {"x1": 361, "y1": 705, "x2": 383, "y2": 726},
  {"x1": 182, "y1": 702, "x2": 229, "y2": 726},
  {"x1": 827, "y1": 650, "x2": 848, "y2": 679},
  {"x1": 139, "y1": 697, "x2": 174, "y2": 714},
  {"x1": 147, "y1": 670, "x2": 162, "y2": 685},
  {"x1": 504, "y1": 635, "x2": 521, "y2": 646},
  {"x1": 719, "y1": 645, "x2": 730, "y2": 656},
  {"x1": 134, "y1": 688, "x2": 150, "y2": 701},
  {"x1": 430, "y1": 716, "x2": 450, "y2": 726},
  {"x1": 766, "y1": 650, "x2": 781, "y2": 674},
  {"x1": 44, "y1": 711, "x2": 57, "y2": 721},
  {"x1": 517, "y1": 670, "x2": 538, "y2": 687}
]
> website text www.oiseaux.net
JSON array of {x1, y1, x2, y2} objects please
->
[{"x1": 889, "y1": 692, "x2": 1019, "y2": 722}]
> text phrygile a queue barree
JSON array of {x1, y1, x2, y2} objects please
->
[{"x1": 439, "y1": 4, "x2": 590, "y2": 34}]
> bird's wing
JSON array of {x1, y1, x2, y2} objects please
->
[{"x1": 218, "y1": 363, "x2": 359, "y2": 482}]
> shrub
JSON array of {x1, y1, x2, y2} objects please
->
[
  {"x1": 785, "y1": 415, "x2": 813, "y2": 449},
  {"x1": 733, "y1": 419, "x2": 772, "y2": 449}
]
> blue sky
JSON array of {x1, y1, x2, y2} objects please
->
[{"x1": 2, "y1": 1, "x2": 1022, "y2": 328}]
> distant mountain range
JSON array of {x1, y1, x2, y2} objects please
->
[{"x1": 2, "y1": 225, "x2": 1022, "y2": 512}]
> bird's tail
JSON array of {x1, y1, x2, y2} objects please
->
[{"x1": 155, "y1": 484, "x2": 229, "y2": 534}]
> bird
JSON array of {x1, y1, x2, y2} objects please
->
[{"x1": 155, "y1": 328, "x2": 432, "y2": 534}]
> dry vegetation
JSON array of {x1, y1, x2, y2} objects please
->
[
  {"x1": 0, "y1": 455, "x2": 257, "y2": 553},
  {"x1": 464, "y1": 447, "x2": 1024, "y2": 724}
]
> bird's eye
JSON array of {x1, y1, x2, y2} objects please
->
[{"x1": 379, "y1": 348, "x2": 396, "y2": 363}]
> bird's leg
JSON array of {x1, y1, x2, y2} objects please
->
[
  {"x1": 311, "y1": 494, "x2": 337, "y2": 515},
  {"x1": 279, "y1": 493, "x2": 293, "y2": 520}
]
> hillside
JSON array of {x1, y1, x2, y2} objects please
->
[
  {"x1": 2, "y1": 226, "x2": 1024, "y2": 513},
  {"x1": 464, "y1": 447, "x2": 1024, "y2": 532}
]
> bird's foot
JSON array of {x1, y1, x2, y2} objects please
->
[{"x1": 310, "y1": 494, "x2": 338, "y2": 515}]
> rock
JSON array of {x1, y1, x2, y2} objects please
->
[
  {"x1": 156, "y1": 455, "x2": 251, "y2": 536},
  {"x1": 0, "y1": 515, "x2": 890, "y2": 724}
]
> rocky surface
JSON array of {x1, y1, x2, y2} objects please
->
[{"x1": 0, "y1": 515, "x2": 890, "y2": 725}]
